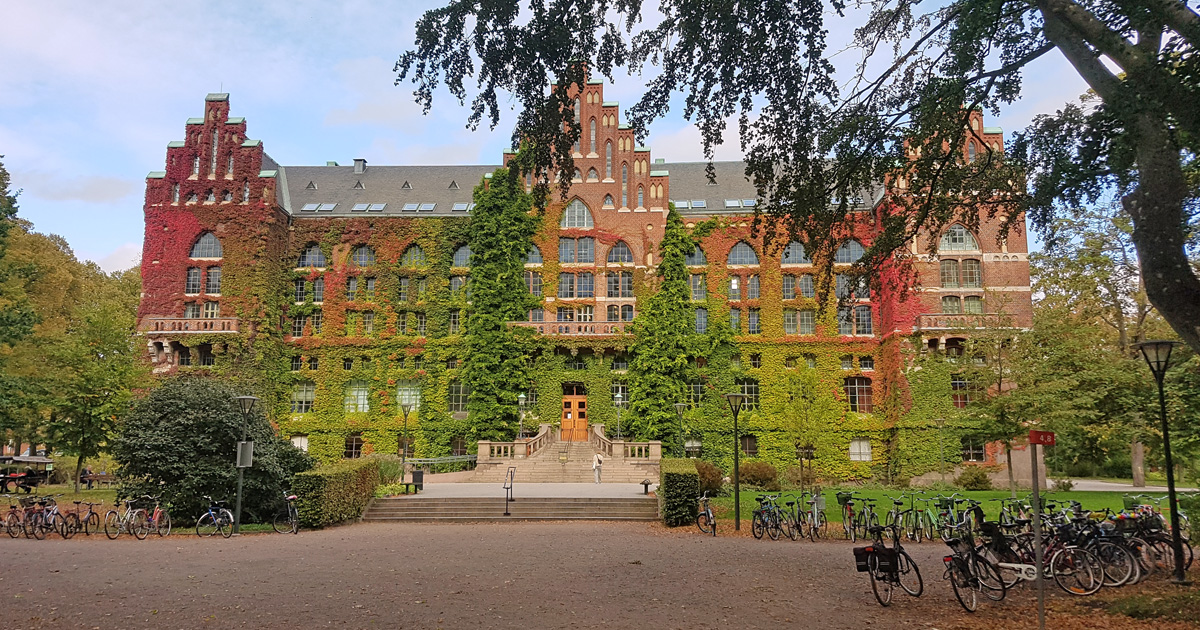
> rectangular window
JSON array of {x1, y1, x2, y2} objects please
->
[
  {"x1": 611, "y1": 381, "x2": 628, "y2": 407},
  {"x1": 799, "y1": 309, "x2": 816, "y2": 334},
  {"x1": 747, "y1": 308, "x2": 760, "y2": 334},
  {"x1": 941, "y1": 260, "x2": 960, "y2": 288},
  {"x1": 783, "y1": 309, "x2": 797, "y2": 334},
  {"x1": 690, "y1": 274, "x2": 706, "y2": 301},
  {"x1": 694, "y1": 308, "x2": 708, "y2": 334},
  {"x1": 942, "y1": 296, "x2": 962, "y2": 314},
  {"x1": 559, "y1": 237, "x2": 576, "y2": 263},
  {"x1": 310, "y1": 310, "x2": 322, "y2": 334},
  {"x1": 529, "y1": 308, "x2": 544, "y2": 322},
  {"x1": 312, "y1": 277, "x2": 324, "y2": 303},
  {"x1": 556, "y1": 307, "x2": 575, "y2": 322},
  {"x1": 730, "y1": 308, "x2": 740, "y2": 333},
  {"x1": 396, "y1": 380, "x2": 421, "y2": 410},
  {"x1": 577, "y1": 305, "x2": 594, "y2": 322},
  {"x1": 290, "y1": 356, "x2": 302, "y2": 371},
  {"x1": 845, "y1": 377, "x2": 873, "y2": 412},
  {"x1": 577, "y1": 237, "x2": 594, "y2": 263},
  {"x1": 364, "y1": 277, "x2": 375, "y2": 300},
  {"x1": 688, "y1": 379, "x2": 705, "y2": 405},
  {"x1": 450, "y1": 275, "x2": 466, "y2": 297},
  {"x1": 577, "y1": 272, "x2": 594, "y2": 298},
  {"x1": 294, "y1": 279, "x2": 306, "y2": 302},
  {"x1": 185, "y1": 303, "x2": 201, "y2": 319},
  {"x1": 416, "y1": 312, "x2": 426, "y2": 336},
  {"x1": 203, "y1": 302, "x2": 220, "y2": 318},
  {"x1": 309, "y1": 356, "x2": 319, "y2": 370},
  {"x1": 417, "y1": 278, "x2": 427, "y2": 299},
  {"x1": 740, "y1": 435, "x2": 758, "y2": 457},
  {"x1": 448, "y1": 381, "x2": 470, "y2": 412},
  {"x1": 526, "y1": 271, "x2": 542, "y2": 297},
  {"x1": 747, "y1": 275, "x2": 760, "y2": 299},
  {"x1": 800, "y1": 274, "x2": 815, "y2": 298},
  {"x1": 398, "y1": 277, "x2": 409, "y2": 302},
  {"x1": 197, "y1": 344, "x2": 215, "y2": 366},
  {"x1": 849, "y1": 438, "x2": 872, "y2": 462},
  {"x1": 343, "y1": 381, "x2": 369, "y2": 413},
  {"x1": 964, "y1": 295, "x2": 984, "y2": 314},
  {"x1": 291, "y1": 382, "x2": 315, "y2": 413},
  {"x1": 344, "y1": 435, "x2": 364, "y2": 459},
  {"x1": 291, "y1": 316, "x2": 305, "y2": 337},
  {"x1": 838, "y1": 307, "x2": 854, "y2": 335},
  {"x1": 961, "y1": 260, "x2": 982, "y2": 288},
  {"x1": 855, "y1": 306, "x2": 873, "y2": 336},
  {"x1": 205, "y1": 267, "x2": 221, "y2": 294},
  {"x1": 860, "y1": 356, "x2": 874, "y2": 371},
  {"x1": 782, "y1": 275, "x2": 796, "y2": 300},
  {"x1": 607, "y1": 272, "x2": 620, "y2": 298},
  {"x1": 842, "y1": 355, "x2": 854, "y2": 370},
  {"x1": 449, "y1": 310, "x2": 460, "y2": 334},
  {"x1": 611, "y1": 355, "x2": 629, "y2": 370},
  {"x1": 557, "y1": 273, "x2": 575, "y2": 298},
  {"x1": 952, "y1": 374, "x2": 971, "y2": 408},
  {"x1": 362, "y1": 311, "x2": 374, "y2": 335},
  {"x1": 739, "y1": 379, "x2": 759, "y2": 410},
  {"x1": 961, "y1": 438, "x2": 986, "y2": 462},
  {"x1": 346, "y1": 277, "x2": 358, "y2": 301},
  {"x1": 186, "y1": 267, "x2": 202, "y2": 294},
  {"x1": 728, "y1": 276, "x2": 741, "y2": 300},
  {"x1": 620, "y1": 271, "x2": 634, "y2": 298}
]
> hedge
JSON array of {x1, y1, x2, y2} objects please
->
[
  {"x1": 1182, "y1": 494, "x2": 1200, "y2": 541},
  {"x1": 659, "y1": 458, "x2": 701, "y2": 527},
  {"x1": 293, "y1": 457, "x2": 381, "y2": 528}
]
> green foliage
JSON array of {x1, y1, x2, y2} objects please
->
[
  {"x1": 463, "y1": 167, "x2": 541, "y2": 441},
  {"x1": 0, "y1": 156, "x2": 35, "y2": 348},
  {"x1": 374, "y1": 481, "x2": 411, "y2": 498},
  {"x1": 659, "y1": 458, "x2": 700, "y2": 526},
  {"x1": 955, "y1": 467, "x2": 993, "y2": 491},
  {"x1": 738, "y1": 461, "x2": 778, "y2": 487},
  {"x1": 293, "y1": 457, "x2": 380, "y2": 528},
  {"x1": 369, "y1": 453, "x2": 406, "y2": 484},
  {"x1": 113, "y1": 377, "x2": 314, "y2": 523},
  {"x1": 694, "y1": 459, "x2": 724, "y2": 494}
]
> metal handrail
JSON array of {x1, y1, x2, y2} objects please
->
[
  {"x1": 502, "y1": 466, "x2": 515, "y2": 516},
  {"x1": 402, "y1": 455, "x2": 477, "y2": 464}
]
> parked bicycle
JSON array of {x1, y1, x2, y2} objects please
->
[
  {"x1": 273, "y1": 491, "x2": 300, "y2": 534},
  {"x1": 105, "y1": 498, "x2": 149, "y2": 540},
  {"x1": 695, "y1": 491, "x2": 716, "y2": 536},
  {"x1": 942, "y1": 521, "x2": 1007, "y2": 612},
  {"x1": 137, "y1": 495, "x2": 172, "y2": 538},
  {"x1": 853, "y1": 523, "x2": 923, "y2": 606},
  {"x1": 196, "y1": 496, "x2": 235, "y2": 538},
  {"x1": 803, "y1": 491, "x2": 828, "y2": 541}
]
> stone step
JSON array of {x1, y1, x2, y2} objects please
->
[
  {"x1": 362, "y1": 496, "x2": 659, "y2": 522},
  {"x1": 362, "y1": 516, "x2": 658, "y2": 523}
]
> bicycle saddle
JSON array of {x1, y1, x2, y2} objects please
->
[
  {"x1": 867, "y1": 525, "x2": 885, "y2": 535},
  {"x1": 286, "y1": 495, "x2": 297, "y2": 501},
  {"x1": 893, "y1": 500, "x2": 904, "y2": 506}
]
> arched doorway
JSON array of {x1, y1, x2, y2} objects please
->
[{"x1": 561, "y1": 383, "x2": 589, "y2": 441}]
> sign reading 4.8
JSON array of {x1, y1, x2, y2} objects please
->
[{"x1": 1029, "y1": 430, "x2": 1056, "y2": 446}]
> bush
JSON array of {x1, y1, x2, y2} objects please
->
[
  {"x1": 370, "y1": 454, "x2": 405, "y2": 484},
  {"x1": 1181, "y1": 494, "x2": 1200, "y2": 541},
  {"x1": 659, "y1": 458, "x2": 700, "y2": 527},
  {"x1": 294, "y1": 457, "x2": 381, "y2": 528},
  {"x1": 955, "y1": 466, "x2": 993, "y2": 491},
  {"x1": 1052, "y1": 477, "x2": 1075, "y2": 491},
  {"x1": 739, "y1": 461, "x2": 778, "y2": 488},
  {"x1": 695, "y1": 460, "x2": 724, "y2": 494},
  {"x1": 112, "y1": 377, "x2": 315, "y2": 524}
]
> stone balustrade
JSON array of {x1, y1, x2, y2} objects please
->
[
  {"x1": 140, "y1": 317, "x2": 240, "y2": 334},
  {"x1": 476, "y1": 424, "x2": 555, "y2": 463},
  {"x1": 508, "y1": 321, "x2": 628, "y2": 336},
  {"x1": 590, "y1": 424, "x2": 661, "y2": 461},
  {"x1": 914, "y1": 313, "x2": 1008, "y2": 332}
]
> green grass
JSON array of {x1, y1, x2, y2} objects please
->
[{"x1": 1107, "y1": 590, "x2": 1200, "y2": 623}]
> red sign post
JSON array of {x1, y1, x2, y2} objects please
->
[
  {"x1": 1029, "y1": 430, "x2": 1056, "y2": 446},
  {"x1": 1027, "y1": 428, "x2": 1055, "y2": 630}
]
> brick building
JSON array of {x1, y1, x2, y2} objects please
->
[{"x1": 136, "y1": 84, "x2": 1031, "y2": 481}]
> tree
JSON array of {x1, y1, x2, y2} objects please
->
[
  {"x1": 462, "y1": 167, "x2": 541, "y2": 441},
  {"x1": 628, "y1": 208, "x2": 693, "y2": 447},
  {"x1": 112, "y1": 378, "x2": 313, "y2": 523},
  {"x1": 0, "y1": 157, "x2": 35, "y2": 347},
  {"x1": 396, "y1": 0, "x2": 1200, "y2": 353}
]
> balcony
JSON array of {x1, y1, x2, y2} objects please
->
[
  {"x1": 139, "y1": 317, "x2": 240, "y2": 334},
  {"x1": 509, "y1": 321, "x2": 629, "y2": 336},
  {"x1": 914, "y1": 313, "x2": 1009, "y2": 332}
]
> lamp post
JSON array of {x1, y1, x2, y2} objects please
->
[
  {"x1": 233, "y1": 395, "x2": 258, "y2": 536},
  {"x1": 674, "y1": 402, "x2": 688, "y2": 458},
  {"x1": 1134, "y1": 340, "x2": 1189, "y2": 585},
  {"x1": 796, "y1": 444, "x2": 815, "y2": 494},
  {"x1": 934, "y1": 416, "x2": 947, "y2": 483},
  {"x1": 517, "y1": 393, "x2": 527, "y2": 439},
  {"x1": 399, "y1": 402, "x2": 413, "y2": 484},
  {"x1": 614, "y1": 392, "x2": 624, "y2": 440},
  {"x1": 723, "y1": 392, "x2": 746, "y2": 531}
]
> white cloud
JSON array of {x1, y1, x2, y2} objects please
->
[
  {"x1": 16, "y1": 171, "x2": 137, "y2": 203},
  {"x1": 92, "y1": 243, "x2": 142, "y2": 273}
]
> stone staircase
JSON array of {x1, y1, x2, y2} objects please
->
[
  {"x1": 472, "y1": 440, "x2": 658, "y2": 483},
  {"x1": 361, "y1": 496, "x2": 659, "y2": 522}
]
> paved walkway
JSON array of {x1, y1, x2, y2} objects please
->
[
  {"x1": 1064, "y1": 479, "x2": 1197, "y2": 492},
  {"x1": 412, "y1": 482, "x2": 656, "y2": 498}
]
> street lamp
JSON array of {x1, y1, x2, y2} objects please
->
[
  {"x1": 674, "y1": 402, "x2": 688, "y2": 458},
  {"x1": 1134, "y1": 340, "x2": 1189, "y2": 585},
  {"x1": 399, "y1": 402, "x2": 413, "y2": 484},
  {"x1": 232, "y1": 395, "x2": 258, "y2": 536},
  {"x1": 517, "y1": 392, "x2": 527, "y2": 439},
  {"x1": 723, "y1": 392, "x2": 746, "y2": 531},
  {"x1": 796, "y1": 443, "x2": 815, "y2": 494},
  {"x1": 614, "y1": 391, "x2": 624, "y2": 440},
  {"x1": 934, "y1": 416, "x2": 947, "y2": 483}
]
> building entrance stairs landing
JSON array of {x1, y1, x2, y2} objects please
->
[{"x1": 472, "y1": 423, "x2": 662, "y2": 484}]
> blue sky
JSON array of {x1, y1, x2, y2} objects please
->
[{"x1": 2, "y1": 1, "x2": 1086, "y2": 272}]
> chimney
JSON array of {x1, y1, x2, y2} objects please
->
[{"x1": 353, "y1": 158, "x2": 367, "y2": 174}]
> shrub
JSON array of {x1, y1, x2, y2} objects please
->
[
  {"x1": 695, "y1": 460, "x2": 724, "y2": 494},
  {"x1": 1181, "y1": 494, "x2": 1200, "y2": 541},
  {"x1": 294, "y1": 457, "x2": 381, "y2": 528},
  {"x1": 955, "y1": 466, "x2": 993, "y2": 491},
  {"x1": 370, "y1": 454, "x2": 405, "y2": 484},
  {"x1": 659, "y1": 458, "x2": 700, "y2": 527},
  {"x1": 739, "y1": 461, "x2": 778, "y2": 488},
  {"x1": 374, "y1": 482, "x2": 410, "y2": 498},
  {"x1": 1052, "y1": 477, "x2": 1075, "y2": 491}
]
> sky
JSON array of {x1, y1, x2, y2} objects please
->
[{"x1": 1, "y1": 1, "x2": 1088, "y2": 272}]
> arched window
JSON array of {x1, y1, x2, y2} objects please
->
[
  {"x1": 727, "y1": 241, "x2": 759, "y2": 265},
  {"x1": 589, "y1": 118, "x2": 596, "y2": 152},
  {"x1": 637, "y1": 185, "x2": 644, "y2": 208},
  {"x1": 685, "y1": 245, "x2": 707, "y2": 266},
  {"x1": 400, "y1": 244, "x2": 427, "y2": 267},
  {"x1": 297, "y1": 244, "x2": 326, "y2": 268},
  {"x1": 844, "y1": 377, "x2": 873, "y2": 413},
  {"x1": 621, "y1": 163, "x2": 628, "y2": 207},
  {"x1": 607, "y1": 241, "x2": 633, "y2": 263},
  {"x1": 452, "y1": 244, "x2": 471, "y2": 267},
  {"x1": 605, "y1": 142, "x2": 612, "y2": 179},
  {"x1": 603, "y1": 194, "x2": 615, "y2": 207},
  {"x1": 835, "y1": 240, "x2": 865, "y2": 263},
  {"x1": 781, "y1": 241, "x2": 810, "y2": 264},
  {"x1": 352, "y1": 245, "x2": 375, "y2": 267},
  {"x1": 942, "y1": 295, "x2": 962, "y2": 314},
  {"x1": 967, "y1": 141, "x2": 977, "y2": 163},
  {"x1": 964, "y1": 295, "x2": 984, "y2": 314},
  {"x1": 560, "y1": 199, "x2": 594, "y2": 229},
  {"x1": 241, "y1": 182, "x2": 250, "y2": 203},
  {"x1": 587, "y1": 168, "x2": 598, "y2": 181},
  {"x1": 190, "y1": 233, "x2": 223, "y2": 258},
  {"x1": 527, "y1": 244, "x2": 543, "y2": 264},
  {"x1": 939, "y1": 225, "x2": 979, "y2": 251},
  {"x1": 573, "y1": 169, "x2": 582, "y2": 181}
]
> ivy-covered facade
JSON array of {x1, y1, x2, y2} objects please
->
[{"x1": 137, "y1": 86, "x2": 1032, "y2": 481}]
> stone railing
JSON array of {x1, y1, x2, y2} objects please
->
[
  {"x1": 590, "y1": 424, "x2": 614, "y2": 457},
  {"x1": 914, "y1": 313, "x2": 1008, "y2": 332},
  {"x1": 477, "y1": 424, "x2": 555, "y2": 463},
  {"x1": 140, "y1": 317, "x2": 240, "y2": 334},
  {"x1": 509, "y1": 321, "x2": 628, "y2": 336},
  {"x1": 590, "y1": 424, "x2": 661, "y2": 461}
]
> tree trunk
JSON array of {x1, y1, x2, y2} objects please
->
[
  {"x1": 1005, "y1": 441, "x2": 1017, "y2": 497},
  {"x1": 1131, "y1": 439, "x2": 1145, "y2": 487},
  {"x1": 74, "y1": 456, "x2": 85, "y2": 494}
]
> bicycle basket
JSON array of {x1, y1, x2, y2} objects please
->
[
  {"x1": 935, "y1": 497, "x2": 955, "y2": 511},
  {"x1": 1122, "y1": 495, "x2": 1139, "y2": 511},
  {"x1": 945, "y1": 537, "x2": 974, "y2": 555},
  {"x1": 836, "y1": 492, "x2": 854, "y2": 507},
  {"x1": 18, "y1": 496, "x2": 37, "y2": 507},
  {"x1": 853, "y1": 546, "x2": 872, "y2": 572},
  {"x1": 814, "y1": 494, "x2": 827, "y2": 511}
]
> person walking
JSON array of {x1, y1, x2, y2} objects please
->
[{"x1": 592, "y1": 452, "x2": 604, "y2": 484}]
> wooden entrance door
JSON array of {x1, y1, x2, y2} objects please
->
[{"x1": 561, "y1": 395, "x2": 589, "y2": 441}]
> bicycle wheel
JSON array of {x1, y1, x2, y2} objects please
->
[
  {"x1": 751, "y1": 512, "x2": 766, "y2": 540},
  {"x1": 948, "y1": 562, "x2": 978, "y2": 612},
  {"x1": 896, "y1": 550, "x2": 924, "y2": 597},
  {"x1": 815, "y1": 512, "x2": 828, "y2": 540},
  {"x1": 104, "y1": 510, "x2": 121, "y2": 539},
  {"x1": 63, "y1": 513, "x2": 81, "y2": 539},
  {"x1": 971, "y1": 555, "x2": 1007, "y2": 601},
  {"x1": 156, "y1": 510, "x2": 172, "y2": 537},
  {"x1": 1093, "y1": 541, "x2": 1135, "y2": 587},
  {"x1": 275, "y1": 511, "x2": 298, "y2": 535},
  {"x1": 27, "y1": 513, "x2": 46, "y2": 540},
  {"x1": 868, "y1": 554, "x2": 893, "y2": 606},
  {"x1": 1050, "y1": 547, "x2": 1103, "y2": 596},
  {"x1": 85, "y1": 511, "x2": 100, "y2": 536},
  {"x1": 767, "y1": 514, "x2": 782, "y2": 541},
  {"x1": 219, "y1": 509, "x2": 235, "y2": 538},
  {"x1": 5, "y1": 512, "x2": 20, "y2": 538},
  {"x1": 981, "y1": 545, "x2": 1022, "y2": 590},
  {"x1": 196, "y1": 512, "x2": 219, "y2": 537},
  {"x1": 131, "y1": 510, "x2": 149, "y2": 540}
]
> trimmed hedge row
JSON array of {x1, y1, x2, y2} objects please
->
[
  {"x1": 293, "y1": 457, "x2": 381, "y2": 528},
  {"x1": 659, "y1": 458, "x2": 700, "y2": 527}
]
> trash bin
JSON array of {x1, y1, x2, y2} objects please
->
[{"x1": 411, "y1": 469, "x2": 424, "y2": 491}]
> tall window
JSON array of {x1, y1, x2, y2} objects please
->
[
  {"x1": 362, "y1": 311, "x2": 375, "y2": 334},
  {"x1": 525, "y1": 271, "x2": 543, "y2": 297},
  {"x1": 297, "y1": 245, "x2": 326, "y2": 268},
  {"x1": 940, "y1": 259, "x2": 960, "y2": 288},
  {"x1": 450, "y1": 275, "x2": 467, "y2": 297},
  {"x1": 185, "y1": 268, "x2": 202, "y2": 294},
  {"x1": 844, "y1": 377, "x2": 873, "y2": 413},
  {"x1": 694, "y1": 308, "x2": 708, "y2": 333},
  {"x1": 747, "y1": 275, "x2": 760, "y2": 299},
  {"x1": 396, "y1": 380, "x2": 421, "y2": 410},
  {"x1": 799, "y1": 309, "x2": 816, "y2": 334},
  {"x1": 398, "y1": 277, "x2": 410, "y2": 302},
  {"x1": 577, "y1": 272, "x2": 595, "y2": 298},
  {"x1": 689, "y1": 274, "x2": 706, "y2": 301},
  {"x1": 961, "y1": 259, "x2": 982, "y2": 288},
  {"x1": 620, "y1": 304, "x2": 634, "y2": 321},
  {"x1": 561, "y1": 199, "x2": 594, "y2": 228},
  {"x1": 205, "y1": 267, "x2": 221, "y2": 294},
  {"x1": 727, "y1": 242, "x2": 759, "y2": 265},
  {"x1": 849, "y1": 438, "x2": 872, "y2": 461},
  {"x1": 942, "y1": 296, "x2": 962, "y2": 314},
  {"x1": 290, "y1": 315, "x2": 305, "y2": 336},
  {"x1": 730, "y1": 308, "x2": 741, "y2": 333},
  {"x1": 962, "y1": 437, "x2": 985, "y2": 462},
  {"x1": 729, "y1": 276, "x2": 741, "y2": 300},
  {"x1": 687, "y1": 379, "x2": 705, "y2": 405},
  {"x1": 964, "y1": 295, "x2": 984, "y2": 314},
  {"x1": 343, "y1": 380, "x2": 369, "y2": 413},
  {"x1": 747, "y1": 308, "x2": 761, "y2": 334},
  {"x1": 855, "y1": 306, "x2": 873, "y2": 335},
  {"x1": 621, "y1": 163, "x2": 628, "y2": 206},
  {"x1": 952, "y1": 374, "x2": 971, "y2": 408},
  {"x1": 589, "y1": 118, "x2": 596, "y2": 152},
  {"x1": 605, "y1": 141, "x2": 612, "y2": 179},
  {"x1": 738, "y1": 379, "x2": 760, "y2": 410},
  {"x1": 190, "y1": 233, "x2": 223, "y2": 258},
  {"x1": 401, "y1": 244, "x2": 427, "y2": 266},
  {"x1": 838, "y1": 307, "x2": 854, "y2": 335},
  {"x1": 607, "y1": 241, "x2": 633, "y2": 263},
  {"x1": 344, "y1": 434, "x2": 364, "y2": 459},
  {"x1": 967, "y1": 141, "x2": 977, "y2": 163},
  {"x1": 835, "y1": 240, "x2": 865, "y2": 264},
  {"x1": 448, "y1": 381, "x2": 470, "y2": 412},
  {"x1": 940, "y1": 225, "x2": 979, "y2": 251},
  {"x1": 637, "y1": 185, "x2": 644, "y2": 207},
  {"x1": 685, "y1": 246, "x2": 707, "y2": 266},
  {"x1": 781, "y1": 241, "x2": 811, "y2": 264},
  {"x1": 784, "y1": 309, "x2": 798, "y2": 334},
  {"x1": 312, "y1": 277, "x2": 324, "y2": 303},
  {"x1": 452, "y1": 245, "x2": 472, "y2": 267},
  {"x1": 557, "y1": 273, "x2": 575, "y2": 298},
  {"x1": 527, "y1": 245, "x2": 543, "y2": 264},
  {"x1": 291, "y1": 381, "x2": 315, "y2": 413},
  {"x1": 352, "y1": 245, "x2": 375, "y2": 267}
]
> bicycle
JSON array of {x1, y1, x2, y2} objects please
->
[
  {"x1": 273, "y1": 491, "x2": 300, "y2": 534},
  {"x1": 66, "y1": 500, "x2": 103, "y2": 536},
  {"x1": 854, "y1": 523, "x2": 924, "y2": 606},
  {"x1": 803, "y1": 491, "x2": 829, "y2": 541},
  {"x1": 137, "y1": 495, "x2": 172, "y2": 538},
  {"x1": 3, "y1": 494, "x2": 26, "y2": 538},
  {"x1": 695, "y1": 491, "x2": 716, "y2": 536},
  {"x1": 196, "y1": 496, "x2": 235, "y2": 538},
  {"x1": 942, "y1": 522, "x2": 1007, "y2": 612},
  {"x1": 104, "y1": 498, "x2": 149, "y2": 540}
]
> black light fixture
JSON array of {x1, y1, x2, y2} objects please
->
[
  {"x1": 1133, "y1": 340, "x2": 1189, "y2": 585},
  {"x1": 400, "y1": 402, "x2": 413, "y2": 483},
  {"x1": 232, "y1": 395, "x2": 259, "y2": 536},
  {"x1": 517, "y1": 392, "x2": 527, "y2": 439},
  {"x1": 723, "y1": 392, "x2": 746, "y2": 531}
]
